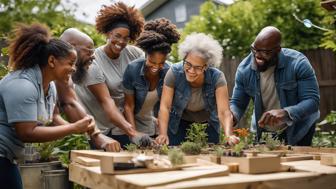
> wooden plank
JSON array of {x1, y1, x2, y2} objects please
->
[
  {"x1": 319, "y1": 80, "x2": 336, "y2": 87},
  {"x1": 148, "y1": 172, "x2": 336, "y2": 189},
  {"x1": 115, "y1": 165, "x2": 229, "y2": 189},
  {"x1": 279, "y1": 146, "x2": 336, "y2": 154},
  {"x1": 281, "y1": 154, "x2": 314, "y2": 162},
  {"x1": 282, "y1": 160, "x2": 336, "y2": 173},
  {"x1": 321, "y1": 154, "x2": 336, "y2": 166},
  {"x1": 69, "y1": 163, "x2": 118, "y2": 189},
  {"x1": 71, "y1": 150, "x2": 134, "y2": 174},
  {"x1": 74, "y1": 156, "x2": 100, "y2": 166}
]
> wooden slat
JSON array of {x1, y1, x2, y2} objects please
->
[{"x1": 116, "y1": 165, "x2": 229, "y2": 189}]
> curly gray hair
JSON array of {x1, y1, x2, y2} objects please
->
[{"x1": 178, "y1": 33, "x2": 223, "y2": 68}]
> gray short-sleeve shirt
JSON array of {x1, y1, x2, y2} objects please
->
[
  {"x1": 75, "y1": 45, "x2": 144, "y2": 135},
  {"x1": 0, "y1": 65, "x2": 57, "y2": 162}
]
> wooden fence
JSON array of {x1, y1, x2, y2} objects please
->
[{"x1": 219, "y1": 49, "x2": 336, "y2": 123}]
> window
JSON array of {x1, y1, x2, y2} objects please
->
[{"x1": 175, "y1": 4, "x2": 187, "y2": 23}]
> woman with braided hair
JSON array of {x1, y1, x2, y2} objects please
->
[
  {"x1": 74, "y1": 2, "x2": 145, "y2": 147},
  {"x1": 122, "y1": 18, "x2": 180, "y2": 145},
  {"x1": 0, "y1": 23, "x2": 94, "y2": 189}
]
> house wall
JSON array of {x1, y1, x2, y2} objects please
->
[{"x1": 145, "y1": 0, "x2": 205, "y2": 28}]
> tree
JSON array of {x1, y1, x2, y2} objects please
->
[{"x1": 174, "y1": 0, "x2": 328, "y2": 60}]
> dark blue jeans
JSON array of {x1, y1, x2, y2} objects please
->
[
  {"x1": 274, "y1": 124, "x2": 316, "y2": 146},
  {"x1": 0, "y1": 157, "x2": 23, "y2": 189},
  {"x1": 168, "y1": 119, "x2": 219, "y2": 146},
  {"x1": 107, "y1": 133, "x2": 131, "y2": 149}
]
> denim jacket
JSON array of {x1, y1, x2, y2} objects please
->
[
  {"x1": 122, "y1": 58, "x2": 170, "y2": 115},
  {"x1": 168, "y1": 62, "x2": 223, "y2": 134},
  {"x1": 230, "y1": 48, "x2": 320, "y2": 145}
]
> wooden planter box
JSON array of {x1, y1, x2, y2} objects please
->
[{"x1": 221, "y1": 154, "x2": 281, "y2": 174}]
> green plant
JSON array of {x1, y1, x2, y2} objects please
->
[
  {"x1": 261, "y1": 133, "x2": 283, "y2": 151},
  {"x1": 186, "y1": 123, "x2": 208, "y2": 147},
  {"x1": 232, "y1": 141, "x2": 245, "y2": 155},
  {"x1": 180, "y1": 141, "x2": 201, "y2": 155},
  {"x1": 172, "y1": 0, "x2": 327, "y2": 60},
  {"x1": 53, "y1": 134, "x2": 89, "y2": 167},
  {"x1": 214, "y1": 146, "x2": 224, "y2": 157},
  {"x1": 124, "y1": 143, "x2": 138, "y2": 153},
  {"x1": 159, "y1": 144, "x2": 169, "y2": 155},
  {"x1": 168, "y1": 148, "x2": 184, "y2": 166},
  {"x1": 33, "y1": 141, "x2": 58, "y2": 162}
]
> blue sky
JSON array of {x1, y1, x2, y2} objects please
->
[{"x1": 62, "y1": 0, "x2": 233, "y2": 24}]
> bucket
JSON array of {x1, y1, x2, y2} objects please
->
[
  {"x1": 19, "y1": 161, "x2": 62, "y2": 189},
  {"x1": 42, "y1": 169, "x2": 70, "y2": 189}
]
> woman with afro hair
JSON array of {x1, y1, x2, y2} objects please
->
[
  {"x1": 0, "y1": 23, "x2": 94, "y2": 189},
  {"x1": 122, "y1": 18, "x2": 180, "y2": 144},
  {"x1": 74, "y1": 2, "x2": 145, "y2": 147}
]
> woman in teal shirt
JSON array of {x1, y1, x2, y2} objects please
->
[{"x1": 0, "y1": 23, "x2": 94, "y2": 189}]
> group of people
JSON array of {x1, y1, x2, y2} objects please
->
[{"x1": 0, "y1": 2, "x2": 320, "y2": 188}]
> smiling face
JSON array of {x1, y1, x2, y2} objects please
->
[
  {"x1": 106, "y1": 27, "x2": 130, "y2": 56},
  {"x1": 52, "y1": 50, "x2": 77, "y2": 83},
  {"x1": 251, "y1": 40, "x2": 280, "y2": 72},
  {"x1": 183, "y1": 51, "x2": 206, "y2": 84},
  {"x1": 145, "y1": 52, "x2": 167, "y2": 76}
]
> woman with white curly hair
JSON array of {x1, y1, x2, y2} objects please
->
[{"x1": 155, "y1": 33, "x2": 239, "y2": 146}]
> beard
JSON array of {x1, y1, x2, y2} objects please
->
[
  {"x1": 256, "y1": 54, "x2": 278, "y2": 72},
  {"x1": 72, "y1": 59, "x2": 88, "y2": 85}
]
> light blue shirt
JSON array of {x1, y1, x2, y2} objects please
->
[{"x1": 0, "y1": 64, "x2": 57, "y2": 163}]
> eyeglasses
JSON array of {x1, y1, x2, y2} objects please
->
[
  {"x1": 183, "y1": 60, "x2": 205, "y2": 73},
  {"x1": 250, "y1": 45, "x2": 280, "y2": 57},
  {"x1": 109, "y1": 33, "x2": 130, "y2": 43},
  {"x1": 77, "y1": 45, "x2": 95, "y2": 56}
]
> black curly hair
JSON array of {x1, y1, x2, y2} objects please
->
[
  {"x1": 95, "y1": 2, "x2": 144, "y2": 41},
  {"x1": 136, "y1": 18, "x2": 180, "y2": 54},
  {"x1": 8, "y1": 23, "x2": 74, "y2": 71}
]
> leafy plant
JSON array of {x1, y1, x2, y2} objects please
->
[
  {"x1": 172, "y1": 0, "x2": 327, "y2": 61},
  {"x1": 261, "y1": 133, "x2": 283, "y2": 151},
  {"x1": 53, "y1": 134, "x2": 89, "y2": 167},
  {"x1": 180, "y1": 141, "x2": 201, "y2": 155},
  {"x1": 214, "y1": 146, "x2": 224, "y2": 157},
  {"x1": 168, "y1": 148, "x2": 184, "y2": 166},
  {"x1": 186, "y1": 123, "x2": 208, "y2": 147},
  {"x1": 232, "y1": 141, "x2": 245, "y2": 155},
  {"x1": 159, "y1": 144, "x2": 169, "y2": 155},
  {"x1": 124, "y1": 143, "x2": 138, "y2": 153},
  {"x1": 33, "y1": 142, "x2": 58, "y2": 162}
]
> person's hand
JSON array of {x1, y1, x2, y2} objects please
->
[
  {"x1": 131, "y1": 132, "x2": 154, "y2": 147},
  {"x1": 125, "y1": 125, "x2": 137, "y2": 138},
  {"x1": 99, "y1": 134, "x2": 121, "y2": 152},
  {"x1": 226, "y1": 135, "x2": 240, "y2": 146},
  {"x1": 72, "y1": 116, "x2": 95, "y2": 134},
  {"x1": 155, "y1": 134, "x2": 169, "y2": 145},
  {"x1": 258, "y1": 109, "x2": 289, "y2": 128}
]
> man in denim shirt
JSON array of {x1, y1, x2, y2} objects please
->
[{"x1": 230, "y1": 26, "x2": 320, "y2": 146}]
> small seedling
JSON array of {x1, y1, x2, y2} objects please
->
[
  {"x1": 214, "y1": 146, "x2": 224, "y2": 157},
  {"x1": 168, "y1": 148, "x2": 184, "y2": 166},
  {"x1": 159, "y1": 144, "x2": 169, "y2": 155},
  {"x1": 186, "y1": 123, "x2": 208, "y2": 147},
  {"x1": 180, "y1": 141, "x2": 201, "y2": 155},
  {"x1": 261, "y1": 133, "x2": 283, "y2": 151},
  {"x1": 125, "y1": 143, "x2": 138, "y2": 152}
]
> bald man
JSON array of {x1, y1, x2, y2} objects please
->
[
  {"x1": 56, "y1": 28, "x2": 121, "y2": 152},
  {"x1": 230, "y1": 26, "x2": 320, "y2": 146}
]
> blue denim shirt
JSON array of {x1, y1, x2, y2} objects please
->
[
  {"x1": 230, "y1": 48, "x2": 320, "y2": 145},
  {"x1": 122, "y1": 58, "x2": 170, "y2": 115},
  {"x1": 168, "y1": 62, "x2": 223, "y2": 134}
]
